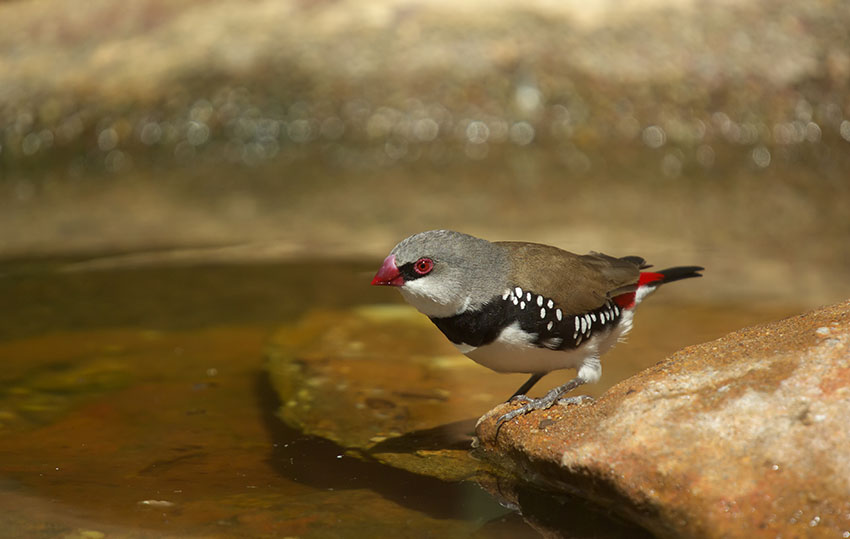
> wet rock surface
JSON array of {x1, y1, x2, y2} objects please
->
[
  {"x1": 476, "y1": 299, "x2": 850, "y2": 537},
  {"x1": 266, "y1": 305, "x2": 512, "y2": 482}
]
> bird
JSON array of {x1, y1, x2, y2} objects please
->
[{"x1": 370, "y1": 229, "x2": 703, "y2": 424}]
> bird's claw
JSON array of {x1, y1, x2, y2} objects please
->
[
  {"x1": 496, "y1": 395, "x2": 556, "y2": 426},
  {"x1": 496, "y1": 393, "x2": 593, "y2": 426}
]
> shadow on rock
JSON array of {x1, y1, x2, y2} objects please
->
[
  {"x1": 367, "y1": 418, "x2": 478, "y2": 454},
  {"x1": 255, "y1": 370, "x2": 511, "y2": 522}
]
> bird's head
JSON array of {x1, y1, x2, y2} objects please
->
[{"x1": 371, "y1": 230, "x2": 508, "y2": 317}]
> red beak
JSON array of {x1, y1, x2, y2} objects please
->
[{"x1": 371, "y1": 254, "x2": 405, "y2": 286}]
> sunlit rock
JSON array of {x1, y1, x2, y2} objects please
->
[{"x1": 476, "y1": 299, "x2": 850, "y2": 537}]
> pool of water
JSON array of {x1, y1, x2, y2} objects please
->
[{"x1": 0, "y1": 256, "x2": 802, "y2": 537}]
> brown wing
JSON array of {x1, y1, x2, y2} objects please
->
[{"x1": 496, "y1": 242, "x2": 642, "y2": 314}]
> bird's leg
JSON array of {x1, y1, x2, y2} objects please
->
[
  {"x1": 497, "y1": 376, "x2": 588, "y2": 425},
  {"x1": 508, "y1": 373, "x2": 545, "y2": 401}
]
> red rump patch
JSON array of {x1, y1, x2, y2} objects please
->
[
  {"x1": 638, "y1": 271, "x2": 665, "y2": 287},
  {"x1": 613, "y1": 272, "x2": 665, "y2": 309}
]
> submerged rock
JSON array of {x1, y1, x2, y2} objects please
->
[
  {"x1": 266, "y1": 305, "x2": 516, "y2": 482},
  {"x1": 476, "y1": 299, "x2": 850, "y2": 537}
]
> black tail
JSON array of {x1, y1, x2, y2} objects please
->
[{"x1": 656, "y1": 266, "x2": 704, "y2": 284}]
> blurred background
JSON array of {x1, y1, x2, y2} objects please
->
[{"x1": 1, "y1": 0, "x2": 848, "y2": 307}]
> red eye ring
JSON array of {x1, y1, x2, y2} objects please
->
[{"x1": 414, "y1": 257, "x2": 434, "y2": 275}]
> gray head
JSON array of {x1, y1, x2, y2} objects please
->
[{"x1": 371, "y1": 230, "x2": 509, "y2": 317}]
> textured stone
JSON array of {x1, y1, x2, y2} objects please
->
[{"x1": 476, "y1": 299, "x2": 850, "y2": 538}]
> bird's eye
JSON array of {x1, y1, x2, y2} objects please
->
[{"x1": 414, "y1": 257, "x2": 434, "y2": 275}]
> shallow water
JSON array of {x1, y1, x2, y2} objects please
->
[{"x1": 0, "y1": 256, "x2": 801, "y2": 537}]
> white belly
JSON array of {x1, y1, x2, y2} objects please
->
[
  {"x1": 459, "y1": 310, "x2": 634, "y2": 375},
  {"x1": 465, "y1": 339, "x2": 596, "y2": 373}
]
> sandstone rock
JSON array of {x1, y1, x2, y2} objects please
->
[{"x1": 476, "y1": 299, "x2": 850, "y2": 537}]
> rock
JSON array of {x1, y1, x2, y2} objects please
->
[
  {"x1": 475, "y1": 299, "x2": 850, "y2": 537},
  {"x1": 266, "y1": 305, "x2": 520, "y2": 482}
]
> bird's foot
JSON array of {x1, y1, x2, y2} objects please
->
[
  {"x1": 496, "y1": 400, "x2": 547, "y2": 425},
  {"x1": 496, "y1": 377, "x2": 593, "y2": 430},
  {"x1": 496, "y1": 377, "x2": 590, "y2": 426},
  {"x1": 497, "y1": 395, "x2": 591, "y2": 425},
  {"x1": 497, "y1": 391, "x2": 587, "y2": 426}
]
